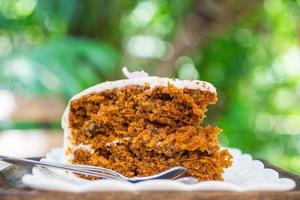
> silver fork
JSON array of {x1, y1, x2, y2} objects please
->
[{"x1": 0, "y1": 155, "x2": 187, "y2": 183}]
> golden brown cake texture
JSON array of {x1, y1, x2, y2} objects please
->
[{"x1": 67, "y1": 84, "x2": 232, "y2": 180}]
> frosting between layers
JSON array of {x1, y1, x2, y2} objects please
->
[{"x1": 61, "y1": 68, "x2": 217, "y2": 162}]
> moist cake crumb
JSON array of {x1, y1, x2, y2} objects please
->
[{"x1": 65, "y1": 83, "x2": 232, "y2": 181}]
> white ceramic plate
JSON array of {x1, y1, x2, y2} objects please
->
[{"x1": 21, "y1": 148, "x2": 296, "y2": 192}]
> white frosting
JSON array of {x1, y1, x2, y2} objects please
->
[
  {"x1": 62, "y1": 67, "x2": 217, "y2": 162},
  {"x1": 122, "y1": 67, "x2": 148, "y2": 79},
  {"x1": 73, "y1": 144, "x2": 94, "y2": 153},
  {"x1": 105, "y1": 139, "x2": 121, "y2": 147},
  {"x1": 105, "y1": 137, "x2": 132, "y2": 147}
]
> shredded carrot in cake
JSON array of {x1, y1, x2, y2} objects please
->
[{"x1": 67, "y1": 84, "x2": 232, "y2": 180}]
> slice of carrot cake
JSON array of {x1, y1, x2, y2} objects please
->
[{"x1": 62, "y1": 67, "x2": 232, "y2": 180}]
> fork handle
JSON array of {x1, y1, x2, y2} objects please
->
[{"x1": 0, "y1": 155, "x2": 121, "y2": 180}]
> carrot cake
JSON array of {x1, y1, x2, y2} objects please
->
[{"x1": 62, "y1": 67, "x2": 232, "y2": 181}]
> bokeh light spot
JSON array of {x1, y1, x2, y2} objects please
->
[
  {"x1": 45, "y1": 16, "x2": 67, "y2": 33},
  {"x1": 264, "y1": 0, "x2": 284, "y2": 15},
  {"x1": 178, "y1": 63, "x2": 199, "y2": 80},
  {"x1": 130, "y1": 1, "x2": 157, "y2": 27},
  {"x1": 127, "y1": 35, "x2": 166, "y2": 58},
  {"x1": 15, "y1": 0, "x2": 37, "y2": 17},
  {"x1": 281, "y1": 47, "x2": 300, "y2": 76},
  {"x1": 0, "y1": 0, "x2": 36, "y2": 19},
  {"x1": 282, "y1": 116, "x2": 300, "y2": 135},
  {"x1": 272, "y1": 88, "x2": 297, "y2": 111},
  {"x1": 40, "y1": 70, "x2": 60, "y2": 91},
  {"x1": 251, "y1": 68, "x2": 274, "y2": 88},
  {"x1": 175, "y1": 56, "x2": 193, "y2": 70},
  {"x1": 255, "y1": 113, "x2": 274, "y2": 133},
  {"x1": 25, "y1": 26, "x2": 45, "y2": 45},
  {"x1": 235, "y1": 29, "x2": 255, "y2": 47},
  {"x1": 4, "y1": 57, "x2": 34, "y2": 84}
]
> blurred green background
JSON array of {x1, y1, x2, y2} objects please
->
[{"x1": 0, "y1": 0, "x2": 300, "y2": 175}]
